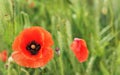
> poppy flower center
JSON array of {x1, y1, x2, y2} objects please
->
[{"x1": 26, "y1": 40, "x2": 41, "y2": 55}]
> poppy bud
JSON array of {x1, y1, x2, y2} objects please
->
[
  {"x1": 55, "y1": 47, "x2": 60, "y2": 56},
  {"x1": 0, "y1": 50, "x2": 7, "y2": 62}
]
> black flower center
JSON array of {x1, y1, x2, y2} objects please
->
[{"x1": 26, "y1": 40, "x2": 41, "y2": 55}]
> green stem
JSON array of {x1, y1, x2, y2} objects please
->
[
  {"x1": 21, "y1": 68, "x2": 30, "y2": 75},
  {"x1": 57, "y1": 31, "x2": 64, "y2": 75}
]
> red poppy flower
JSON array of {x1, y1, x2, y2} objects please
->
[
  {"x1": 0, "y1": 50, "x2": 7, "y2": 62},
  {"x1": 12, "y1": 26, "x2": 54, "y2": 68},
  {"x1": 71, "y1": 38, "x2": 89, "y2": 63}
]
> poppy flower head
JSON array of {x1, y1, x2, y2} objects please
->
[
  {"x1": 12, "y1": 26, "x2": 54, "y2": 68},
  {"x1": 71, "y1": 38, "x2": 89, "y2": 63},
  {"x1": 0, "y1": 50, "x2": 7, "y2": 62}
]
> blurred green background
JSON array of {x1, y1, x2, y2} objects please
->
[{"x1": 0, "y1": 0, "x2": 120, "y2": 75}]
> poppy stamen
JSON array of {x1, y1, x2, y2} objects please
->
[
  {"x1": 26, "y1": 41, "x2": 41, "y2": 55},
  {"x1": 31, "y1": 44, "x2": 36, "y2": 49}
]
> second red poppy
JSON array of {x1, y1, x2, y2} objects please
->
[{"x1": 71, "y1": 38, "x2": 89, "y2": 63}]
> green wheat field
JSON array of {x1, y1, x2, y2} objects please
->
[{"x1": 0, "y1": 0, "x2": 120, "y2": 75}]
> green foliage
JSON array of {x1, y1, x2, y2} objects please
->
[{"x1": 0, "y1": 0, "x2": 120, "y2": 75}]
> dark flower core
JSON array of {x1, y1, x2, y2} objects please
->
[{"x1": 26, "y1": 40, "x2": 41, "y2": 55}]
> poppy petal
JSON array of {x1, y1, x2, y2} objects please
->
[
  {"x1": 71, "y1": 38, "x2": 89, "y2": 63},
  {"x1": 12, "y1": 35, "x2": 21, "y2": 51},
  {"x1": 12, "y1": 47, "x2": 53, "y2": 68},
  {"x1": 20, "y1": 27, "x2": 44, "y2": 48},
  {"x1": 40, "y1": 27, "x2": 54, "y2": 46}
]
